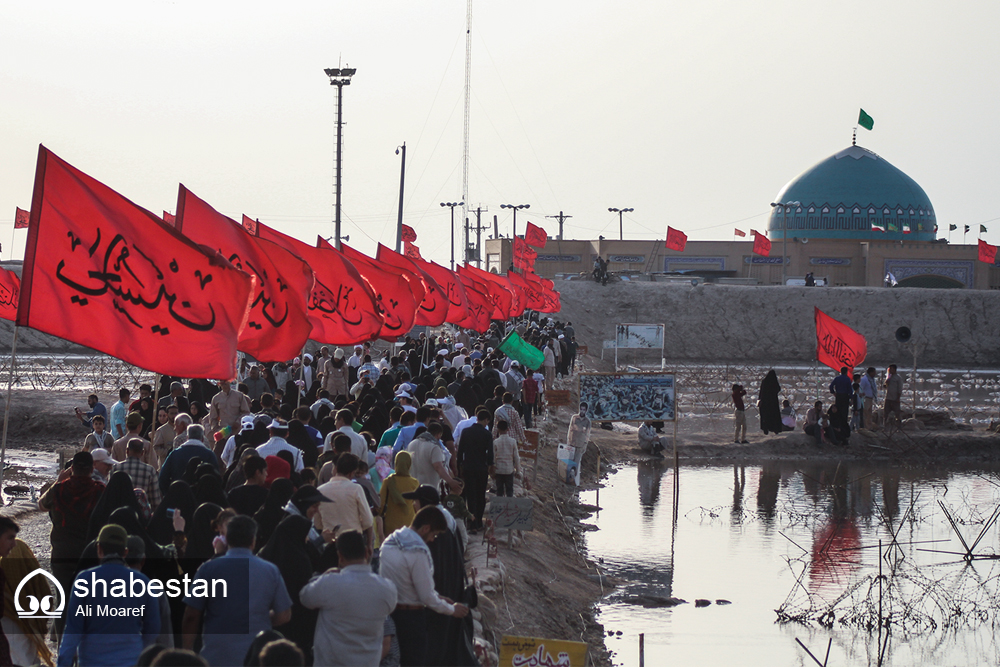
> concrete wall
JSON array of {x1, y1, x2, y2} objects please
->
[{"x1": 557, "y1": 279, "x2": 1000, "y2": 368}]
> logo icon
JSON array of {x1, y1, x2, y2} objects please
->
[{"x1": 14, "y1": 568, "x2": 65, "y2": 619}]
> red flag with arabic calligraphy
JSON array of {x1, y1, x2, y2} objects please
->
[
  {"x1": 415, "y1": 259, "x2": 469, "y2": 325},
  {"x1": 403, "y1": 241, "x2": 422, "y2": 260},
  {"x1": 522, "y1": 270, "x2": 561, "y2": 313},
  {"x1": 814, "y1": 307, "x2": 867, "y2": 372},
  {"x1": 256, "y1": 223, "x2": 382, "y2": 345},
  {"x1": 665, "y1": 226, "x2": 687, "y2": 251},
  {"x1": 0, "y1": 267, "x2": 19, "y2": 321},
  {"x1": 752, "y1": 230, "x2": 771, "y2": 257},
  {"x1": 507, "y1": 270, "x2": 545, "y2": 311},
  {"x1": 241, "y1": 215, "x2": 258, "y2": 235},
  {"x1": 175, "y1": 187, "x2": 314, "y2": 362},
  {"x1": 978, "y1": 239, "x2": 997, "y2": 265},
  {"x1": 18, "y1": 146, "x2": 254, "y2": 379},
  {"x1": 14, "y1": 208, "x2": 29, "y2": 229},
  {"x1": 376, "y1": 244, "x2": 449, "y2": 326},
  {"x1": 401, "y1": 224, "x2": 418, "y2": 243},
  {"x1": 335, "y1": 242, "x2": 418, "y2": 341},
  {"x1": 456, "y1": 272, "x2": 492, "y2": 332},
  {"x1": 524, "y1": 221, "x2": 547, "y2": 248},
  {"x1": 499, "y1": 273, "x2": 525, "y2": 318},
  {"x1": 460, "y1": 264, "x2": 513, "y2": 320}
]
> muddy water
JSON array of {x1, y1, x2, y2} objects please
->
[{"x1": 583, "y1": 461, "x2": 1000, "y2": 666}]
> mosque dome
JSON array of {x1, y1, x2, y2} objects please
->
[{"x1": 768, "y1": 144, "x2": 936, "y2": 241}]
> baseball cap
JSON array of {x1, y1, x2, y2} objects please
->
[
  {"x1": 91, "y1": 448, "x2": 118, "y2": 465},
  {"x1": 267, "y1": 419, "x2": 289, "y2": 431},
  {"x1": 97, "y1": 524, "x2": 128, "y2": 550},
  {"x1": 240, "y1": 416, "x2": 256, "y2": 433},
  {"x1": 402, "y1": 484, "x2": 440, "y2": 506}
]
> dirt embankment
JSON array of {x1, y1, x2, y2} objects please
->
[{"x1": 554, "y1": 279, "x2": 1000, "y2": 368}]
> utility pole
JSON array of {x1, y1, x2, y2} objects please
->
[
  {"x1": 546, "y1": 211, "x2": 572, "y2": 240},
  {"x1": 324, "y1": 66, "x2": 357, "y2": 250},
  {"x1": 472, "y1": 205, "x2": 489, "y2": 267},
  {"x1": 461, "y1": 0, "x2": 472, "y2": 266}
]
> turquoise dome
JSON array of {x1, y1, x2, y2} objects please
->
[{"x1": 768, "y1": 145, "x2": 936, "y2": 241}]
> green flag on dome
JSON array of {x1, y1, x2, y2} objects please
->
[{"x1": 858, "y1": 109, "x2": 874, "y2": 131}]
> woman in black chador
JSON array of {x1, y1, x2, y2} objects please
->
[{"x1": 758, "y1": 369, "x2": 783, "y2": 435}]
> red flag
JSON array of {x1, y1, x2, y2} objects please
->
[
  {"x1": 175, "y1": 186, "x2": 314, "y2": 362},
  {"x1": 18, "y1": 146, "x2": 254, "y2": 379},
  {"x1": 501, "y1": 274, "x2": 526, "y2": 318},
  {"x1": 524, "y1": 221, "x2": 547, "y2": 248},
  {"x1": 0, "y1": 267, "x2": 19, "y2": 321},
  {"x1": 162, "y1": 211, "x2": 176, "y2": 227},
  {"x1": 734, "y1": 228, "x2": 746, "y2": 238},
  {"x1": 522, "y1": 270, "x2": 561, "y2": 313},
  {"x1": 403, "y1": 241, "x2": 422, "y2": 260},
  {"x1": 337, "y1": 242, "x2": 418, "y2": 341},
  {"x1": 665, "y1": 226, "x2": 687, "y2": 251},
  {"x1": 241, "y1": 215, "x2": 258, "y2": 235},
  {"x1": 416, "y1": 259, "x2": 469, "y2": 325},
  {"x1": 979, "y1": 239, "x2": 998, "y2": 264},
  {"x1": 752, "y1": 231, "x2": 771, "y2": 257},
  {"x1": 14, "y1": 207, "x2": 29, "y2": 229},
  {"x1": 508, "y1": 270, "x2": 545, "y2": 311},
  {"x1": 376, "y1": 244, "x2": 449, "y2": 326},
  {"x1": 456, "y1": 272, "x2": 492, "y2": 332},
  {"x1": 256, "y1": 223, "x2": 382, "y2": 345},
  {"x1": 460, "y1": 264, "x2": 512, "y2": 320},
  {"x1": 401, "y1": 224, "x2": 417, "y2": 243},
  {"x1": 814, "y1": 307, "x2": 867, "y2": 372}
]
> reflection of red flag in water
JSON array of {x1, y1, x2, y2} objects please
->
[
  {"x1": 810, "y1": 519, "x2": 861, "y2": 591},
  {"x1": 524, "y1": 221, "x2": 547, "y2": 248},
  {"x1": 376, "y1": 244, "x2": 449, "y2": 326},
  {"x1": 241, "y1": 215, "x2": 258, "y2": 235},
  {"x1": 18, "y1": 146, "x2": 254, "y2": 379},
  {"x1": 814, "y1": 307, "x2": 867, "y2": 372},
  {"x1": 456, "y1": 272, "x2": 492, "y2": 332},
  {"x1": 460, "y1": 264, "x2": 511, "y2": 320},
  {"x1": 337, "y1": 242, "x2": 417, "y2": 341},
  {"x1": 14, "y1": 207, "x2": 30, "y2": 229},
  {"x1": 665, "y1": 226, "x2": 687, "y2": 251},
  {"x1": 401, "y1": 224, "x2": 417, "y2": 243},
  {"x1": 175, "y1": 186, "x2": 314, "y2": 362},
  {"x1": 416, "y1": 259, "x2": 469, "y2": 325},
  {"x1": 978, "y1": 239, "x2": 997, "y2": 264},
  {"x1": 0, "y1": 267, "x2": 19, "y2": 321},
  {"x1": 752, "y1": 230, "x2": 771, "y2": 256},
  {"x1": 256, "y1": 223, "x2": 382, "y2": 345},
  {"x1": 403, "y1": 241, "x2": 422, "y2": 260}
]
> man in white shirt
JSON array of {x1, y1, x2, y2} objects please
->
[
  {"x1": 315, "y1": 453, "x2": 375, "y2": 549},
  {"x1": 379, "y1": 506, "x2": 469, "y2": 666},
  {"x1": 256, "y1": 419, "x2": 304, "y2": 472},
  {"x1": 407, "y1": 422, "x2": 463, "y2": 494},
  {"x1": 324, "y1": 409, "x2": 367, "y2": 461},
  {"x1": 300, "y1": 530, "x2": 397, "y2": 667}
]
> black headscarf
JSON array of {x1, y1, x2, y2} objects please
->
[
  {"x1": 194, "y1": 474, "x2": 228, "y2": 508},
  {"x1": 257, "y1": 514, "x2": 317, "y2": 660},
  {"x1": 184, "y1": 502, "x2": 224, "y2": 569},
  {"x1": 253, "y1": 478, "x2": 295, "y2": 548},
  {"x1": 87, "y1": 470, "x2": 143, "y2": 541},
  {"x1": 758, "y1": 369, "x2": 783, "y2": 434},
  {"x1": 148, "y1": 481, "x2": 196, "y2": 544}
]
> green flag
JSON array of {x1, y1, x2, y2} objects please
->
[
  {"x1": 858, "y1": 108, "x2": 874, "y2": 131},
  {"x1": 981, "y1": 224, "x2": 988, "y2": 233}
]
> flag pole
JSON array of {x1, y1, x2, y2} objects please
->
[{"x1": 0, "y1": 326, "x2": 21, "y2": 489}]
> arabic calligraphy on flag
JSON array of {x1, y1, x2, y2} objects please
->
[
  {"x1": 752, "y1": 230, "x2": 771, "y2": 257},
  {"x1": 0, "y1": 267, "x2": 19, "y2": 321},
  {"x1": 401, "y1": 224, "x2": 418, "y2": 243},
  {"x1": 665, "y1": 226, "x2": 687, "y2": 252},
  {"x1": 814, "y1": 307, "x2": 867, "y2": 372},
  {"x1": 18, "y1": 146, "x2": 255, "y2": 379},
  {"x1": 14, "y1": 208, "x2": 29, "y2": 229},
  {"x1": 523, "y1": 221, "x2": 547, "y2": 248}
]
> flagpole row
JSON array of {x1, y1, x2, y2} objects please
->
[{"x1": 0, "y1": 326, "x2": 21, "y2": 490}]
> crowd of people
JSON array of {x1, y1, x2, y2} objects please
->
[
  {"x1": 735, "y1": 364, "x2": 906, "y2": 446},
  {"x1": 12, "y1": 317, "x2": 581, "y2": 667}
]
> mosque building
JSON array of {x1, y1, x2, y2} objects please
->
[{"x1": 485, "y1": 142, "x2": 1000, "y2": 289}]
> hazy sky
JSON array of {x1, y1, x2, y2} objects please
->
[{"x1": 2, "y1": 1, "x2": 998, "y2": 265}]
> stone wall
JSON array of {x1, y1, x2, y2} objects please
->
[{"x1": 558, "y1": 280, "x2": 1000, "y2": 368}]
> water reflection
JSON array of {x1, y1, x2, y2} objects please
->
[{"x1": 586, "y1": 460, "x2": 1000, "y2": 667}]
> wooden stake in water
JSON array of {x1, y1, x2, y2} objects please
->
[{"x1": 0, "y1": 326, "x2": 20, "y2": 489}]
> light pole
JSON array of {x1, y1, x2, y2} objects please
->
[
  {"x1": 500, "y1": 203, "x2": 530, "y2": 239},
  {"x1": 324, "y1": 66, "x2": 356, "y2": 250},
  {"x1": 440, "y1": 202, "x2": 464, "y2": 269},
  {"x1": 609, "y1": 207, "x2": 634, "y2": 240},
  {"x1": 395, "y1": 143, "x2": 406, "y2": 253},
  {"x1": 770, "y1": 200, "x2": 800, "y2": 285}
]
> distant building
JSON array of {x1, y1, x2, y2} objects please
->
[{"x1": 485, "y1": 143, "x2": 1000, "y2": 289}]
